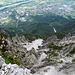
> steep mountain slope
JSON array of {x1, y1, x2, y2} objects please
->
[{"x1": 0, "y1": 0, "x2": 75, "y2": 75}]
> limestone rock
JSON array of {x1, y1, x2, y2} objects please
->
[{"x1": 0, "y1": 56, "x2": 5, "y2": 68}]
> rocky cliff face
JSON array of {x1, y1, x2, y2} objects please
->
[
  {"x1": 0, "y1": 56, "x2": 75, "y2": 75},
  {"x1": 0, "y1": 33, "x2": 75, "y2": 75},
  {"x1": 0, "y1": 56, "x2": 32, "y2": 75}
]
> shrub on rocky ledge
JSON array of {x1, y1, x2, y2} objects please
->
[
  {"x1": 70, "y1": 48, "x2": 75, "y2": 54},
  {"x1": 0, "y1": 51, "x2": 21, "y2": 65},
  {"x1": 48, "y1": 45, "x2": 63, "y2": 50},
  {"x1": 4, "y1": 53, "x2": 21, "y2": 65},
  {"x1": 72, "y1": 58, "x2": 75, "y2": 62}
]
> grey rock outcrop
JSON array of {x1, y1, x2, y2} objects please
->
[
  {"x1": 59, "y1": 63, "x2": 75, "y2": 75},
  {"x1": 0, "y1": 56, "x2": 32, "y2": 75},
  {"x1": 46, "y1": 35, "x2": 58, "y2": 44},
  {"x1": 59, "y1": 33, "x2": 75, "y2": 46},
  {"x1": 0, "y1": 56, "x2": 5, "y2": 68}
]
